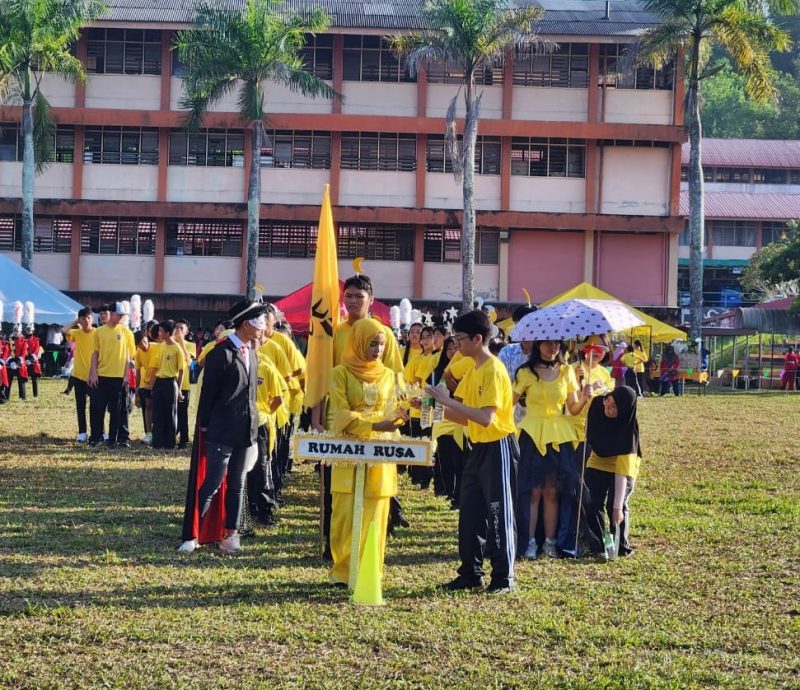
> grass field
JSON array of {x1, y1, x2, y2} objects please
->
[{"x1": 0, "y1": 379, "x2": 798, "y2": 689}]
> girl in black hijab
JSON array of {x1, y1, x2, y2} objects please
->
[{"x1": 583, "y1": 385, "x2": 642, "y2": 559}]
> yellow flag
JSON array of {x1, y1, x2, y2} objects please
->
[{"x1": 305, "y1": 184, "x2": 340, "y2": 409}]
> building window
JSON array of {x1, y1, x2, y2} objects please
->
[
  {"x1": 710, "y1": 220, "x2": 756, "y2": 247},
  {"x1": 258, "y1": 221, "x2": 317, "y2": 258},
  {"x1": 301, "y1": 34, "x2": 333, "y2": 80},
  {"x1": 791, "y1": 170, "x2": 800, "y2": 185},
  {"x1": 599, "y1": 44, "x2": 673, "y2": 90},
  {"x1": 511, "y1": 138, "x2": 585, "y2": 178},
  {"x1": 166, "y1": 220, "x2": 242, "y2": 256},
  {"x1": 81, "y1": 218, "x2": 156, "y2": 255},
  {"x1": 427, "y1": 59, "x2": 501, "y2": 86},
  {"x1": 343, "y1": 36, "x2": 414, "y2": 83},
  {"x1": 512, "y1": 43, "x2": 588, "y2": 88},
  {"x1": 0, "y1": 123, "x2": 75, "y2": 163},
  {"x1": 753, "y1": 168, "x2": 788, "y2": 184},
  {"x1": 84, "y1": 127, "x2": 159, "y2": 165},
  {"x1": 86, "y1": 28, "x2": 162, "y2": 75},
  {"x1": 0, "y1": 216, "x2": 72, "y2": 252},
  {"x1": 261, "y1": 131, "x2": 331, "y2": 169},
  {"x1": 426, "y1": 135, "x2": 501, "y2": 175},
  {"x1": 337, "y1": 224, "x2": 415, "y2": 261},
  {"x1": 169, "y1": 129, "x2": 245, "y2": 167},
  {"x1": 679, "y1": 224, "x2": 709, "y2": 247},
  {"x1": 341, "y1": 132, "x2": 416, "y2": 172},
  {"x1": 424, "y1": 227, "x2": 499, "y2": 264},
  {"x1": 762, "y1": 222, "x2": 788, "y2": 246}
]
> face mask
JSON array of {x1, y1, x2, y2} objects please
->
[{"x1": 248, "y1": 315, "x2": 267, "y2": 329}]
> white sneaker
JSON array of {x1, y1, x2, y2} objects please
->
[
  {"x1": 523, "y1": 539, "x2": 538, "y2": 560},
  {"x1": 542, "y1": 538, "x2": 559, "y2": 558},
  {"x1": 177, "y1": 539, "x2": 198, "y2": 554},
  {"x1": 103, "y1": 433, "x2": 109, "y2": 442},
  {"x1": 218, "y1": 533, "x2": 241, "y2": 554},
  {"x1": 75, "y1": 433, "x2": 87, "y2": 442}
]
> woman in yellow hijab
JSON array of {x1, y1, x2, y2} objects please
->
[{"x1": 328, "y1": 318, "x2": 406, "y2": 588}]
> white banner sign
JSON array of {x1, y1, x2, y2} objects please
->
[{"x1": 293, "y1": 433, "x2": 433, "y2": 467}]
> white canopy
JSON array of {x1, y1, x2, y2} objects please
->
[{"x1": 0, "y1": 254, "x2": 84, "y2": 324}]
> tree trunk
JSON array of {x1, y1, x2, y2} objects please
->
[
  {"x1": 21, "y1": 82, "x2": 35, "y2": 272},
  {"x1": 686, "y1": 73, "x2": 704, "y2": 344},
  {"x1": 246, "y1": 119, "x2": 262, "y2": 298},
  {"x1": 460, "y1": 79, "x2": 478, "y2": 315}
]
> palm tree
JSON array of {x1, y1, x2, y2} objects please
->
[
  {"x1": 637, "y1": 0, "x2": 799, "y2": 342},
  {"x1": 391, "y1": 0, "x2": 545, "y2": 314},
  {"x1": 0, "y1": 0, "x2": 104, "y2": 272},
  {"x1": 175, "y1": 0, "x2": 337, "y2": 297}
]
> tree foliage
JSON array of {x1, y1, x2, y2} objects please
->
[{"x1": 741, "y1": 220, "x2": 800, "y2": 307}]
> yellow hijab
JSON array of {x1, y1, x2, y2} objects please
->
[{"x1": 342, "y1": 318, "x2": 386, "y2": 383}]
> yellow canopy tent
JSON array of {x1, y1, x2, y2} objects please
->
[{"x1": 540, "y1": 282, "x2": 687, "y2": 343}]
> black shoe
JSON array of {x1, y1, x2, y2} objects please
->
[
  {"x1": 104, "y1": 441, "x2": 116, "y2": 450},
  {"x1": 439, "y1": 576, "x2": 484, "y2": 592},
  {"x1": 485, "y1": 580, "x2": 514, "y2": 595},
  {"x1": 395, "y1": 512, "x2": 410, "y2": 529},
  {"x1": 117, "y1": 440, "x2": 131, "y2": 449}
]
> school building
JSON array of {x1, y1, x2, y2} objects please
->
[
  {"x1": 678, "y1": 138, "x2": 800, "y2": 315},
  {"x1": 0, "y1": 0, "x2": 685, "y2": 313}
]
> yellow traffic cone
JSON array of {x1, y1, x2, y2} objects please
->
[{"x1": 351, "y1": 520, "x2": 384, "y2": 606}]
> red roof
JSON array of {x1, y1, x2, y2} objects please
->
[
  {"x1": 681, "y1": 138, "x2": 800, "y2": 168},
  {"x1": 680, "y1": 190, "x2": 800, "y2": 220}
]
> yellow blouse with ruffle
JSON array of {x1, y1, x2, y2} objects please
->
[
  {"x1": 586, "y1": 452, "x2": 640, "y2": 480},
  {"x1": 513, "y1": 365, "x2": 580, "y2": 454},
  {"x1": 329, "y1": 365, "x2": 399, "y2": 498}
]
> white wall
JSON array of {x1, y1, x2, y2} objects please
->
[
  {"x1": 82, "y1": 165, "x2": 158, "y2": 201},
  {"x1": 79, "y1": 255, "x2": 155, "y2": 292},
  {"x1": 86, "y1": 75, "x2": 161, "y2": 110},
  {"x1": 603, "y1": 90, "x2": 673, "y2": 126},
  {"x1": 0, "y1": 162, "x2": 73, "y2": 199},
  {"x1": 512, "y1": 87, "x2": 587, "y2": 122},
  {"x1": 427, "y1": 85, "x2": 503, "y2": 119},
  {"x1": 421, "y1": 263, "x2": 499, "y2": 301},
  {"x1": 163, "y1": 256, "x2": 241, "y2": 294},
  {"x1": 339, "y1": 171, "x2": 416, "y2": 207},
  {"x1": 342, "y1": 82, "x2": 417, "y2": 117},
  {"x1": 702, "y1": 182, "x2": 800, "y2": 195},
  {"x1": 712, "y1": 246, "x2": 756, "y2": 261},
  {"x1": 2, "y1": 251, "x2": 70, "y2": 290},
  {"x1": 262, "y1": 168, "x2": 331, "y2": 205},
  {"x1": 263, "y1": 79, "x2": 334, "y2": 114},
  {"x1": 509, "y1": 177, "x2": 586, "y2": 213},
  {"x1": 167, "y1": 167, "x2": 243, "y2": 203},
  {"x1": 38, "y1": 73, "x2": 75, "y2": 108},
  {"x1": 425, "y1": 173, "x2": 501, "y2": 211},
  {"x1": 601, "y1": 147, "x2": 670, "y2": 216}
]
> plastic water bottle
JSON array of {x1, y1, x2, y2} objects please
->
[
  {"x1": 432, "y1": 382, "x2": 447, "y2": 423},
  {"x1": 420, "y1": 391, "x2": 434, "y2": 429},
  {"x1": 602, "y1": 528, "x2": 617, "y2": 561}
]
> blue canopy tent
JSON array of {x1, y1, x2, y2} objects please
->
[{"x1": 0, "y1": 255, "x2": 84, "y2": 324}]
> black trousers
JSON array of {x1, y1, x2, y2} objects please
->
[
  {"x1": 28, "y1": 369, "x2": 39, "y2": 397},
  {"x1": 583, "y1": 467, "x2": 634, "y2": 556},
  {"x1": 408, "y1": 418, "x2": 433, "y2": 488},
  {"x1": 89, "y1": 376, "x2": 128, "y2": 443},
  {"x1": 199, "y1": 442, "x2": 251, "y2": 531},
  {"x1": 8, "y1": 368, "x2": 26, "y2": 399},
  {"x1": 247, "y1": 424, "x2": 277, "y2": 521},
  {"x1": 434, "y1": 435, "x2": 463, "y2": 500},
  {"x1": 177, "y1": 389, "x2": 190, "y2": 445},
  {"x1": 137, "y1": 387, "x2": 151, "y2": 432},
  {"x1": 72, "y1": 377, "x2": 90, "y2": 435},
  {"x1": 457, "y1": 435, "x2": 518, "y2": 586},
  {"x1": 152, "y1": 377, "x2": 178, "y2": 449}
]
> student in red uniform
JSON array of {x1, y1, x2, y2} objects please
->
[
  {"x1": 426, "y1": 311, "x2": 519, "y2": 594},
  {"x1": 24, "y1": 326, "x2": 42, "y2": 398},
  {"x1": 8, "y1": 331, "x2": 29, "y2": 400}
]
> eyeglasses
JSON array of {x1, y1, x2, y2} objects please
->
[{"x1": 452, "y1": 334, "x2": 473, "y2": 344}]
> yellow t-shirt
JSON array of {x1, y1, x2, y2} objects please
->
[
  {"x1": 156, "y1": 342, "x2": 185, "y2": 379},
  {"x1": 177, "y1": 340, "x2": 196, "y2": 391},
  {"x1": 329, "y1": 365, "x2": 399, "y2": 498},
  {"x1": 455, "y1": 356, "x2": 516, "y2": 444},
  {"x1": 267, "y1": 331, "x2": 305, "y2": 375},
  {"x1": 514, "y1": 365, "x2": 580, "y2": 454},
  {"x1": 496, "y1": 317, "x2": 515, "y2": 340},
  {"x1": 134, "y1": 346, "x2": 157, "y2": 389},
  {"x1": 570, "y1": 362, "x2": 614, "y2": 441},
  {"x1": 256, "y1": 357, "x2": 284, "y2": 453},
  {"x1": 92, "y1": 324, "x2": 135, "y2": 378},
  {"x1": 334, "y1": 319, "x2": 403, "y2": 372},
  {"x1": 587, "y1": 452, "x2": 641, "y2": 480},
  {"x1": 446, "y1": 351, "x2": 476, "y2": 381},
  {"x1": 66, "y1": 327, "x2": 95, "y2": 382}
]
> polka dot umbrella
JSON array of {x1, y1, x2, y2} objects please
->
[{"x1": 509, "y1": 298, "x2": 644, "y2": 342}]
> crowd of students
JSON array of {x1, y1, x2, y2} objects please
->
[{"x1": 0, "y1": 327, "x2": 43, "y2": 403}]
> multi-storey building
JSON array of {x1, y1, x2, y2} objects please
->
[
  {"x1": 679, "y1": 138, "x2": 800, "y2": 313},
  {"x1": 0, "y1": 0, "x2": 684, "y2": 313}
]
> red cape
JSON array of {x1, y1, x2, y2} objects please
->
[{"x1": 180, "y1": 426, "x2": 227, "y2": 545}]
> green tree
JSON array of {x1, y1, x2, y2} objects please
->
[
  {"x1": 175, "y1": 0, "x2": 337, "y2": 297},
  {"x1": 0, "y1": 0, "x2": 104, "y2": 273},
  {"x1": 638, "y1": 0, "x2": 798, "y2": 343},
  {"x1": 391, "y1": 0, "x2": 544, "y2": 314},
  {"x1": 741, "y1": 220, "x2": 800, "y2": 306}
]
